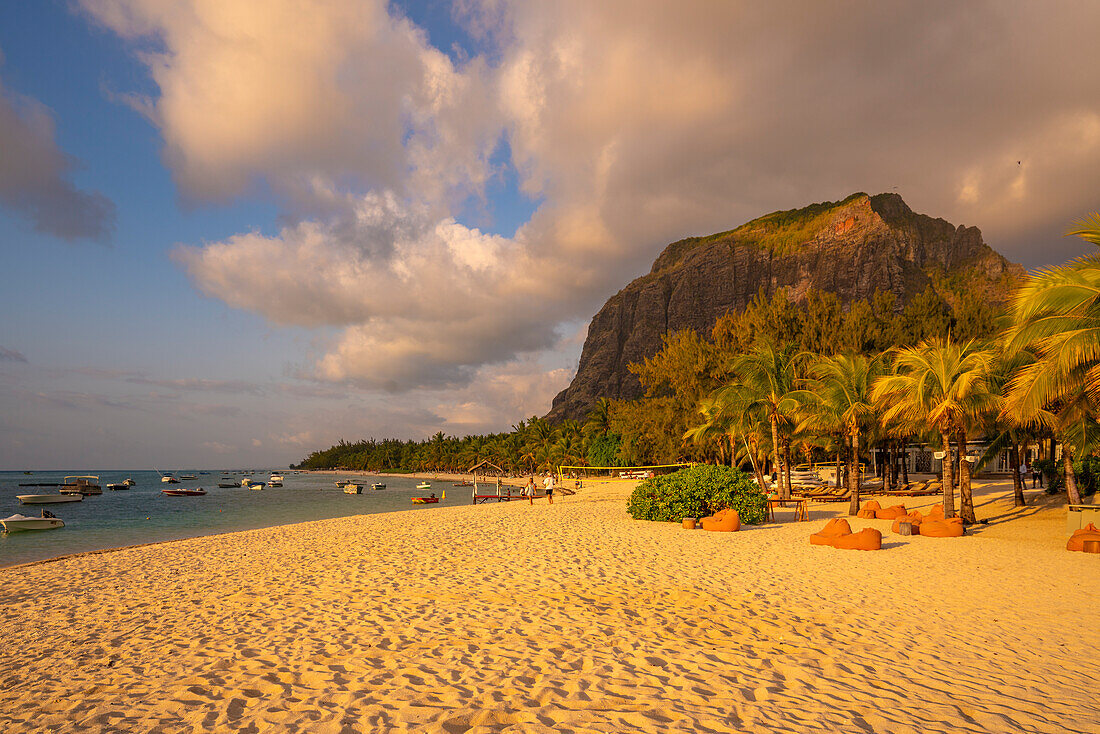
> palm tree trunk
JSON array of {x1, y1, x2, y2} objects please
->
[
  {"x1": 848, "y1": 432, "x2": 861, "y2": 516},
  {"x1": 782, "y1": 439, "x2": 794, "y2": 500},
  {"x1": 957, "y1": 429, "x2": 976, "y2": 524},
  {"x1": 883, "y1": 445, "x2": 893, "y2": 492},
  {"x1": 1063, "y1": 444, "x2": 1082, "y2": 504},
  {"x1": 835, "y1": 446, "x2": 842, "y2": 487},
  {"x1": 941, "y1": 431, "x2": 956, "y2": 519},
  {"x1": 769, "y1": 415, "x2": 785, "y2": 499},
  {"x1": 901, "y1": 439, "x2": 909, "y2": 485},
  {"x1": 1010, "y1": 441, "x2": 1026, "y2": 506}
]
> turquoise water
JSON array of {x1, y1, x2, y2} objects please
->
[{"x1": 0, "y1": 471, "x2": 461, "y2": 568}]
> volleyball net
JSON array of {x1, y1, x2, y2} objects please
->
[{"x1": 556, "y1": 463, "x2": 694, "y2": 484}]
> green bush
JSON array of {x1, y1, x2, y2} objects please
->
[{"x1": 627, "y1": 464, "x2": 767, "y2": 524}]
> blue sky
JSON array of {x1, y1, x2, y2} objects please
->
[{"x1": 2, "y1": 1, "x2": 1099, "y2": 468}]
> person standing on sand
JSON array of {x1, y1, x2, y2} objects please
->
[
  {"x1": 544, "y1": 474, "x2": 555, "y2": 504},
  {"x1": 525, "y1": 476, "x2": 535, "y2": 505}
]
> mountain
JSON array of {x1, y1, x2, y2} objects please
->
[{"x1": 546, "y1": 192, "x2": 1024, "y2": 421}]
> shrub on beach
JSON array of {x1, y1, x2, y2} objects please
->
[{"x1": 626, "y1": 464, "x2": 767, "y2": 524}]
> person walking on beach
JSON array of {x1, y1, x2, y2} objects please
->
[
  {"x1": 525, "y1": 476, "x2": 535, "y2": 505},
  {"x1": 544, "y1": 473, "x2": 555, "y2": 504}
]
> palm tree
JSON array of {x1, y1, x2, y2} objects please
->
[
  {"x1": 712, "y1": 342, "x2": 806, "y2": 499},
  {"x1": 872, "y1": 338, "x2": 996, "y2": 522},
  {"x1": 803, "y1": 353, "x2": 885, "y2": 515},
  {"x1": 1003, "y1": 214, "x2": 1100, "y2": 505}
]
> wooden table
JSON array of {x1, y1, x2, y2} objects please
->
[{"x1": 767, "y1": 498, "x2": 808, "y2": 522}]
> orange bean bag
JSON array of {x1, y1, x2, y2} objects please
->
[
  {"x1": 1067, "y1": 523, "x2": 1100, "y2": 552},
  {"x1": 891, "y1": 510, "x2": 924, "y2": 534},
  {"x1": 856, "y1": 500, "x2": 881, "y2": 520},
  {"x1": 810, "y1": 518, "x2": 852, "y2": 546},
  {"x1": 926, "y1": 504, "x2": 945, "y2": 521},
  {"x1": 701, "y1": 508, "x2": 740, "y2": 532},
  {"x1": 875, "y1": 504, "x2": 908, "y2": 520},
  {"x1": 833, "y1": 527, "x2": 882, "y2": 550},
  {"x1": 919, "y1": 518, "x2": 965, "y2": 538}
]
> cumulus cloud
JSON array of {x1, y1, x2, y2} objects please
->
[
  {"x1": 0, "y1": 72, "x2": 115, "y2": 240},
  {"x1": 83, "y1": 0, "x2": 1100, "y2": 415}
]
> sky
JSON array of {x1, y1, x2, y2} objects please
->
[{"x1": 2, "y1": 1, "x2": 1100, "y2": 469}]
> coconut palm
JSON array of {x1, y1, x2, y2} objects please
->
[
  {"x1": 1003, "y1": 214, "x2": 1100, "y2": 504},
  {"x1": 872, "y1": 338, "x2": 996, "y2": 522},
  {"x1": 712, "y1": 342, "x2": 806, "y2": 499},
  {"x1": 802, "y1": 353, "x2": 886, "y2": 515}
]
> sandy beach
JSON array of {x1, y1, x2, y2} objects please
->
[{"x1": 1, "y1": 478, "x2": 1096, "y2": 733}]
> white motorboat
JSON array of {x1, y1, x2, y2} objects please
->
[
  {"x1": 371, "y1": 483, "x2": 386, "y2": 490},
  {"x1": 106, "y1": 482, "x2": 129, "y2": 491},
  {"x1": 248, "y1": 482, "x2": 265, "y2": 490},
  {"x1": 1, "y1": 512, "x2": 65, "y2": 532},
  {"x1": 123, "y1": 478, "x2": 136, "y2": 486},
  {"x1": 180, "y1": 474, "x2": 197, "y2": 480},
  {"x1": 17, "y1": 493, "x2": 83, "y2": 505},
  {"x1": 60, "y1": 475, "x2": 101, "y2": 495},
  {"x1": 343, "y1": 483, "x2": 362, "y2": 494},
  {"x1": 416, "y1": 482, "x2": 431, "y2": 490},
  {"x1": 269, "y1": 475, "x2": 284, "y2": 486},
  {"x1": 217, "y1": 479, "x2": 237, "y2": 488},
  {"x1": 161, "y1": 475, "x2": 179, "y2": 484}
]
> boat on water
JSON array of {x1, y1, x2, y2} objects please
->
[
  {"x1": 343, "y1": 484, "x2": 363, "y2": 494},
  {"x1": 16, "y1": 493, "x2": 83, "y2": 505},
  {"x1": 412, "y1": 496, "x2": 439, "y2": 504},
  {"x1": 60, "y1": 475, "x2": 101, "y2": 495},
  {"x1": 106, "y1": 482, "x2": 129, "y2": 491},
  {"x1": 1, "y1": 511, "x2": 64, "y2": 532},
  {"x1": 416, "y1": 482, "x2": 432, "y2": 490},
  {"x1": 161, "y1": 475, "x2": 179, "y2": 484},
  {"x1": 334, "y1": 479, "x2": 350, "y2": 487},
  {"x1": 247, "y1": 482, "x2": 266, "y2": 490},
  {"x1": 123, "y1": 478, "x2": 136, "y2": 486},
  {"x1": 269, "y1": 475, "x2": 284, "y2": 486},
  {"x1": 371, "y1": 483, "x2": 386, "y2": 490},
  {"x1": 161, "y1": 487, "x2": 207, "y2": 496},
  {"x1": 217, "y1": 479, "x2": 237, "y2": 488},
  {"x1": 180, "y1": 474, "x2": 198, "y2": 480}
]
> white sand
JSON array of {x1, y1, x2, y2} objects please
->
[{"x1": 0, "y1": 479, "x2": 1096, "y2": 733}]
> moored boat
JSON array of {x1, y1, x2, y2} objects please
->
[
  {"x1": 334, "y1": 480, "x2": 349, "y2": 487},
  {"x1": 161, "y1": 475, "x2": 180, "y2": 484},
  {"x1": 17, "y1": 493, "x2": 83, "y2": 505},
  {"x1": 180, "y1": 474, "x2": 197, "y2": 480},
  {"x1": 411, "y1": 496, "x2": 439, "y2": 504},
  {"x1": 217, "y1": 479, "x2": 237, "y2": 488},
  {"x1": 416, "y1": 482, "x2": 432, "y2": 490},
  {"x1": 248, "y1": 482, "x2": 265, "y2": 490},
  {"x1": 343, "y1": 483, "x2": 363, "y2": 494},
  {"x1": 60, "y1": 475, "x2": 101, "y2": 495},
  {"x1": 161, "y1": 487, "x2": 207, "y2": 496},
  {"x1": 1, "y1": 511, "x2": 65, "y2": 532},
  {"x1": 269, "y1": 475, "x2": 284, "y2": 486},
  {"x1": 371, "y1": 483, "x2": 386, "y2": 490},
  {"x1": 123, "y1": 478, "x2": 136, "y2": 486},
  {"x1": 106, "y1": 482, "x2": 129, "y2": 491}
]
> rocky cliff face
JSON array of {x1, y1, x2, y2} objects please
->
[{"x1": 546, "y1": 193, "x2": 1023, "y2": 421}]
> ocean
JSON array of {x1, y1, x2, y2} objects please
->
[{"x1": 0, "y1": 470, "x2": 462, "y2": 568}]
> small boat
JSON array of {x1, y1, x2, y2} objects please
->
[
  {"x1": 334, "y1": 480, "x2": 350, "y2": 487},
  {"x1": 17, "y1": 493, "x2": 83, "y2": 505},
  {"x1": 161, "y1": 475, "x2": 179, "y2": 484},
  {"x1": 411, "y1": 496, "x2": 439, "y2": 504},
  {"x1": 343, "y1": 484, "x2": 363, "y2": 494},
  {"x1": 123, "y1": 478, "x2": 136, "y2": 486},
  {"x1": 106, "y1": 482, "x2": 129, "y2": 491},
  {"x1": 371, "y1": 483, "x2": 386, "y2": 490},
  {"x1": 217, "y1": 480, "x2": 237, "y2": 488},
  {"x1": 269, "y1": 475, "x2": 284, "y2": 486},
  {"x1": 1, "y1": 511, "x2": 65, "y2": 532},
  {"x1": 162, "y1": 487, "x2": 207, "y2": 496},
  {"x1": 180, "y1": 474, "x2": 197, "y2": 480},
  {"x1": 248, "y1": 482, "x2": 265, "y2": 490},
  {"x1": 416, "y1": 482, "x2": 431, "y2": 490},
  {"x1": 60, "y1": 475, "x2": 101, "y2": 495}
]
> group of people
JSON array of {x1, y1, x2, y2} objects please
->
[
  {"x1": 1019, "y1": 461, "x2": 1045, "y2": 488},
  {"x1": 521, "y1": 474, "x2": 556, "y2": 504}
]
